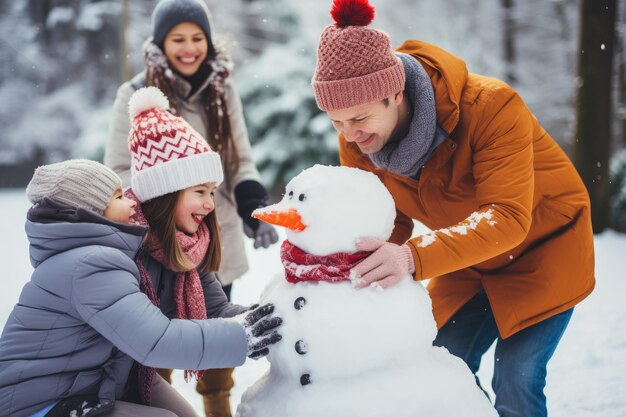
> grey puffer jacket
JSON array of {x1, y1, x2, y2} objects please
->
[
  {"x1": 105, "y1": 73, "x2": 261, "y2": 285},
  {"x1": 0, "y1": 202, "x2": 247, "y2": 417}
]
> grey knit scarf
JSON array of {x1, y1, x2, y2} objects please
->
[{"x1": 368, "y1": 53, "x2": 439, "y2": 178}]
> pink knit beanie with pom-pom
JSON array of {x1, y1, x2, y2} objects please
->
[{"x1": 312, "y1": 0, "x2": 406, "y2": 111}]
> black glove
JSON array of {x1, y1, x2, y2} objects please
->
[
  {"x1": 243, "y1": 221, "x2": 279, "y2": 249},
  {"x1": 240, "y1": 303, "x2": 283, "y2": 359},
  {"x1": 47, "y1": 396, "x2": 113, "y2": 417},
  {"x1": 235, "y1": 180, "x2": 279, "y2": 249}
]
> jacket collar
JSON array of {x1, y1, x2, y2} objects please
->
[
  {"x1": 170, "y1": 72, "x2": 211, "y2": 103},
  {"x1": 170, "y1": 66, "x2": 215, "y2": 103},
  {"x1": 26, "y1": 198, "x2": 147, "y2": 267},
  {"x1": 396, "y1": 40, "x2": 468, "y2": 135}
]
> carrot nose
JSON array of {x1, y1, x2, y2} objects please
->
[{"x1": 252, "y1": 207, "x2": 307, "y2": 231}]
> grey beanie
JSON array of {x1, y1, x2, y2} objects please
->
[
  {"x1": 26, "y1": 159, "x2": 122, "y2": 214},
  {"x1": 152, "y1": 0, "x2": 213, "y2": 48}
]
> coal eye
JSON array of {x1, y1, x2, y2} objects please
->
[
  {"x1": 288, "y1": 191, "x2": 294, "y2": 199},
  {"x1": 298, "y1": 193, "x2": 306, "y2": 202}
]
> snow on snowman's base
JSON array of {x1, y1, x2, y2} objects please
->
[
  {"x1": 237, "y1": 350, "x2": 496, "y2": 417},
  {"x1": 236, "y1": 275, "x2": 498, "y2": 417}
]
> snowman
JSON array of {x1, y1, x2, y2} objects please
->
[{"x1": 236, "y1": 165, "x2": 497, "y2": 417}]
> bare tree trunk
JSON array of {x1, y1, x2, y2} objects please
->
[
  {"x1": 617, "y1": 33, "x2": 626, "y2": 148},
  {"x1": 238, "y1": 0, "x2": 291, "y2": 57},
  {"x1": 501, "y1": 0, "x2": 517, "y2": 84},
  {"x1": 120, "y1": 0, "x2": 131, "y2": 83},
  {"x1": 618, "y1": 7, "x2": 626, "y2": 148},
  {"x1": 574, "y1": 0, "x2": 617, "y2": 233},
  {"x1": 552, "y1": 0, "x2": 571, "y2": 40}
]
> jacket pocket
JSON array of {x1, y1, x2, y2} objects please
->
[{"x1": 61, "y1": 369, "x2": 103, "y2": 398}]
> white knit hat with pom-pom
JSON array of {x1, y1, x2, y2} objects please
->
[{"x1": 127, "y1": 86, "x2": 223, "y2": 202}]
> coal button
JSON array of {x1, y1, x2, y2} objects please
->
[
  {"x1": 294, "y1": 297, "x2": 306, "y2": 310},
  {"x1": 300, "y1": 374, "x2": 311, "y2": 386},
  {"x1": 295, "y1": 340, "x2": 308, "y2": 355}
]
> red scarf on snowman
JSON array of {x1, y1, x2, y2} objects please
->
[{"x1": 280, "y1": 240, "x2": 370, "y2": 283}]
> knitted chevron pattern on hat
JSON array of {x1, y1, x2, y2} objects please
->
[
  {"x1": 128, "y1": 86, "x2": 223, "y2": 202},
  {"x1": 312, "y1": 0, "x2": 405, "y2": 111}
]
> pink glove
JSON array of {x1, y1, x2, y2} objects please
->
[{"x1": 350, "y1": 238, "x2": 416, "y2": 290}]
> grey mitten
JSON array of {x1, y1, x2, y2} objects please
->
[
  {"x1": 244, "y1": 221, "x2": 279, "y2": 249},
  {"x1": 239, "y1": 303, "x2": 283, "y2": 359}
]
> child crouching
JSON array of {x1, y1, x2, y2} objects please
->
[{"x1": 0, "y1": 158, "x2": 282, "y2": 417}]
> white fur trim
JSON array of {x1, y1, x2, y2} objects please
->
[
  {"x1": 131, "y1": 152, "x2": 224, "y2": 202},
  {"x1": 128, "y1": 86, "x2": 170, "y2": 119}
]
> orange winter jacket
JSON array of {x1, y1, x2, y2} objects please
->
[{"x1": 339, "y1": 40, "x2": 595, "y2": 339}]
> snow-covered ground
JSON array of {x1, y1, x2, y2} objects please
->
[{"x1": 1, "y1": 188, "x2": 624, "y2": 416}]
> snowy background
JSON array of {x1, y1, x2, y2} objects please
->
[
  {"x1": 1, "y1": 0, "x2": 626, "y2": 414},
  {"x1": 1, "y1": 189, "x2": 625, "y2": 416},
  {"x1": 2, "y1": 0, "x2": 626, "y2": 194}
]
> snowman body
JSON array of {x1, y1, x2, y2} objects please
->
[
  {"x1": 236, "y1": 165, "x2": 497, "y2": 417},
  {"x1": 236, "y1": 275, "x2": 497, "y2": 417}
]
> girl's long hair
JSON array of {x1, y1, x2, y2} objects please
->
[
  {"x1": 143, "y1": 38, "x2": 240, "y2": 182},
  {"x1": 139, "y1": 191, "x2": 221, "y2": 273}
]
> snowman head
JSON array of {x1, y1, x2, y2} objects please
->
[{"x1": 253, "y1": 165, "x2": 396, "y2": 256}]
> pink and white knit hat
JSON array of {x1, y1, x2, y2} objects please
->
[
  {"x1": 312, "y1": 0, "x2": 405, "y2": 111},
  {"x1": 128, "y1": 86, "x2": 223, "y2": 202}
]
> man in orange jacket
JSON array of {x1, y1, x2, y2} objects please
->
[{"x1": 311, "y1": 1, "x2": 595, "y2": 416}]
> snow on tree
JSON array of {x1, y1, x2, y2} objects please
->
[
  {"x1": 610, "y1": 149, "x2": 626, "y2": 231},
  {"x1": 0, "y1": 0, "x2": 622, "y2": 193},
  {"x1": 236, "y1": 38, "x2": 339, "y2": 195},
  {"x1": 0, "y1": 0, "x2": 131, "y2": 185},
  {"x1": 236, "y1": 0, "x2": 584, "y2": 193}
]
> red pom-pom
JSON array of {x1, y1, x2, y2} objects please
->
[{"x1": 330, "y1": 0, "x2": 375, "y2": 28}]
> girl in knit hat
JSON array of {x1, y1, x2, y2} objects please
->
[
  {"x1": 123, "y1": 86, "x2": 282, "y2": 416},
  {"x1": 0, "y1": 158, "x2": 282, "y2": 417},
  {"x1": 104, "y1": 3, "x2": 278, "y2": 412}
]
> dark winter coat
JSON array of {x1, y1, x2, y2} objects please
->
[
  {"x1": 340, "y1": 41, "x2": 595, "y2": 338},
  {"x1": 0, "y1": 201, "x2": 247, "y2": 417}
]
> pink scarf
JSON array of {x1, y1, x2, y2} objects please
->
[
  {"x1": 125, "y1": 189, "x2": 209, "y2": 404},
  {"x1": 280, "y1": 240, "x2": 370, "y2": 283}
]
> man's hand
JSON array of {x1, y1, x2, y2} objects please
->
[
  {"x1": 244, "y1": 222, "x2": 279, "y2": 249},
  {"x1": 350, "y1": 238, "x2": 415, "y2": 290}
]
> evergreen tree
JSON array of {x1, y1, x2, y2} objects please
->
[{"x1": 237, "y1": 37, "x2": 338, "y2": 196}]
